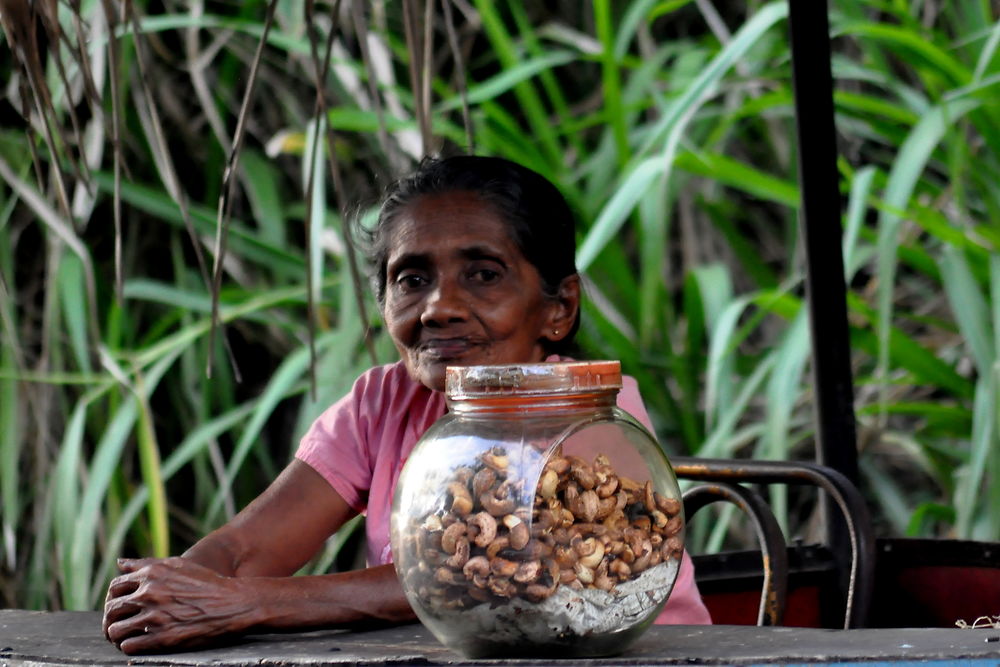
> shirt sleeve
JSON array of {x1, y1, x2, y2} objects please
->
[{"x1": 294, "y1": 370, "x2": 380, "y2": 513}]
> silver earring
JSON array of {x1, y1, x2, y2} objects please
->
[{"x1": 553, "y1": 329, "x2": 560, "y2": 336}]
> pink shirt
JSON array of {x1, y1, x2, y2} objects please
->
[{"x1": 296, "y1": 361, "x2": 711, "y2": 625}]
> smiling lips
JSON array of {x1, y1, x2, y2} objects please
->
[{"x1": 418, "y1": 337, "x2": 476, "y2": 358}]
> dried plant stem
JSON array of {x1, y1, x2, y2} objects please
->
[
  {"x1": 441, "y1": 0, "x2": 474, "y2": 153},
  {"x1": 206, "y1": 0, "x2": 279, "y2": 380},
  {"x1": 351, "y1": 1, "x2": 399, "y2": 168}
]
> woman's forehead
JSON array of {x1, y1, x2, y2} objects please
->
[{"x1": 386, "y1": 191, "x2": 522, "y2": 258}]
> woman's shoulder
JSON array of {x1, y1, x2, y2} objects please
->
[{"x1": 349, "y1": 361, "x2": 437, "y2": 410}]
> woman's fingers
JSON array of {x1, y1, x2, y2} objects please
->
[
  {"x1": 106, "y1": 572, "x2": 142, "y2": 599},
  {"x1": 102, "y1": 556, "x2": 251, "y2": 654}
]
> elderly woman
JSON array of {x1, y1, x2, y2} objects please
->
[{"x1": 102, "y1": 155, "x2": 711, "y2": 654}]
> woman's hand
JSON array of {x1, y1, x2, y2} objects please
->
[
  {"x1": 101, "y1": 462, "x2": 409, "y2": 655},
  {"x1": 103, "y1": 557, "x2": 255, "y2": 654}
]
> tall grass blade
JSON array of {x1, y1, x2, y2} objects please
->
[
  {"x1": 762, "y1": 310, "x2": 811, "y2": 531},
  {"x1": 939, "y1": 245, "x2": 994, "y2": 376},
  {"x1": 875, "y1": 98, "x2": 979, "y2": 410},
  {"x1": 52, "y1": 401, "x2": 88, "y2": 609},
  {"x1": 577, "y1": 158, "x2": 662, "y2": 271}
]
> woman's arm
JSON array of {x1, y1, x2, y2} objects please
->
[{"x1": 102, "y1": 460, "x2": 416, "y2": 654}]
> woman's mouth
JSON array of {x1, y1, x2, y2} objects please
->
[{"x1": 418, "y1": 338, "x2": 474, "y2": 359}]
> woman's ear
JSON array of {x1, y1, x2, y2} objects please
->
[{"x1": 544, "y1": 274, "x2": 580, "y2": 343}]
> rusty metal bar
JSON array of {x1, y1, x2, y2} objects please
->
[
  {"x1": 683, "y1": 482, "x2": 789, "y2": 626},
  {"x1": 672, "y1": 457, "x2": 875, "y2": 628}
]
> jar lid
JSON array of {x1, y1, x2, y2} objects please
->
[{"x1": 445, "y1": 360, "x2": 622, "y2": 398}]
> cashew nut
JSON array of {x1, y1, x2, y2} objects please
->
[
  {"x1": 513, "y1": 560, "x2": 541, "y2": 583},
  {"x1": 480, "y1": 491, "x2": 517, "y2": 517},
  {"x1": 444, "y1": 537, "x2": 470, "y2": 569},
  {"x1": 578, "y1": 540, "x2": 605, "y2": 569},
  {"x1": 490, "y1": 557, "x2": 518, "y2": 578},
  {"x1": 472, "y1": 467, "x2": 497, "y2": 499},
  {"x1": 448, "y1": 482, "x2": 473, "y2": 517},
  {"x1": 441, "y1": 521, "x2": 466, "y2": 554},
  {"x1": 467, "y1": 511, "x2": 497, "y2": 547},
  {"x1": 569, "y1": 456, "x2": 597, "y2": 490},
  {"x1": 481, "y1": 448, "x2": 509, "y2": 473},
  {"x1": 463, "y1": 555, "x2": 490, "y2": 580}
]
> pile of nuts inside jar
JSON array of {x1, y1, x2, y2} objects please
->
[{"x1": 398, "y1": 446, "x2": 684, "y2": 611}]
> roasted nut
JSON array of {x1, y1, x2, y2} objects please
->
[
  {"x1": 448, "y1": 482, "x2": 473, "y2": 517},
  {"x1": 569, "y1": 456, "x2": 597, "y2": 490},
  {"x1": 441, "y1": 522, "x2": 466, "y2": 554},
  {"x1": 596, "y1": 473, "x2": 619, "y2": 498},
  {"x1": 463, "y1": 555, "x2": 490, "y2": 578},
  {"x1": 632, "y1": 541, "x2": 653, "y2": 573},
  {"x1": 435, "y1": 566, "x2": 464, "y2": 585},
  {"x1": 524, "y1": 582, "x2": 556, "y2": 601},
  {"x1": 503, "y1": 514, "x2": 530, "y2": 550},
  {"x1": 545, "y1": 456, "x2": 570, "y2": 475},
  {"x1": 574, "y1": 562, "x2": 595, "y2": 585},
  {"x1": 593, "y1": 565, "x2": 615, "y2": 591},
  {"x1": 486, "y1": 535, "x2": 510, "y2": 559},
  {"x1": 481, "y1": 448, "x2": 509, "y2": 473},
  {"x1": 538, "y1": 469, "x2": 559, "y2": 499},
  {"x1": 643, "y1": 480, "x2": 657, "y2": 514},
  {"x1": 444, "y1": 537, "x2": 470, "y2": 569},
  {"x1": 468, "y1": 512, "x2": 497, "y2": 547},
  {"x1": 480, "y1": 490, "x2": 517, "y2": 517},
  {"x1": 472, "y1": 468, "x2": 497, "y2": 499},
  {"x1": 578, "y1": 540, "x2": 605, "y2": 569},
  {"x1": 553, "y1": 544, "x2": 577, "y2": 568},
  {"x1": 491, "y1": 557, "x2": 519, "y2": 578},
  {"x1": 513, "y1": 560, "x2": 541, "y2": 583},
  {"x1": 488, "y1": 575, "x2": 516, "y2": 597},
  {"x1": 610, "y1": 559, "x2": 632, "y2": 580}
]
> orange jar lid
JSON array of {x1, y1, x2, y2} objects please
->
[{"x1": 445, "y1": 360, "x2": 622, "y2": 399}]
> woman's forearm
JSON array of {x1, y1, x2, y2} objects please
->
[
  {"x1": 240, "y1": 564, "x2": 416, "y2": 630},
  {"x1": 104, "y1": 558, "x2": 414, "y2": 654}
]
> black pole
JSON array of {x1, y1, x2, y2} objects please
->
[
  {"x1": 787, "y1": 0, "x2": 859, "y2": 483},
  {"x1": 787, "y1": 0, "x2": 865, "y2": 626}
]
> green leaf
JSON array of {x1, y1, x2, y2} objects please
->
[
  {"x1": 875, "y1": 98, "x2": 980, "y2": 401},
  {"x1": 577, "y1": 157, "x2": 663, "y2": 272},
  {"x1": 673, "y1": 151, "x2": 799, "y2": 207},
  {"x1": 438, "y1": 51, "x2": 576, "y2": 111},
  {"x1": 939, "y1": 246, "x2": 994, "y2": 377}
]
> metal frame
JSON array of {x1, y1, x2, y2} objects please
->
[
  {"x1": 683, "y1": 481, "x2": 789, "y2": 625},
  {"x1": 674, "y1": 457, "x2": 876, "y2": 629}
]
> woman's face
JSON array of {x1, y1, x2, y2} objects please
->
[{"x1": 382, "y1": 191, "x2": 563, "y2": 392}]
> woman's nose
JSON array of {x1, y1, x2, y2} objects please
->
[{"x1": 420, "y1": 279, "x2": 469, "y2": 326}]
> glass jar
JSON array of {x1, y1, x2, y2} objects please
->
[{"x1": 390, "y1": 360, "x2": 684, "y2": 659}]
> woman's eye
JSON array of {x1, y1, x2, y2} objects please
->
[
  {"x1": 471, "y1": 268, "x2": 501, "y2": 283},
  {"x1": 396, "y1": 273, "x2": 427, "y2": 290}
]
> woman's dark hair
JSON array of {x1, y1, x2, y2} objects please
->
[{"x1": 366, "y1": 155, "x2": 580, "y2": 353}]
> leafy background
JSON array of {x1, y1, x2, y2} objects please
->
[{"x1": 1, "y1": 0, "x2": 998, "y2": 611}]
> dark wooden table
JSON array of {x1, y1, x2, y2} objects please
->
[{"x1": 3, "y1": 610, "x2": 1000, "y2": 666}]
